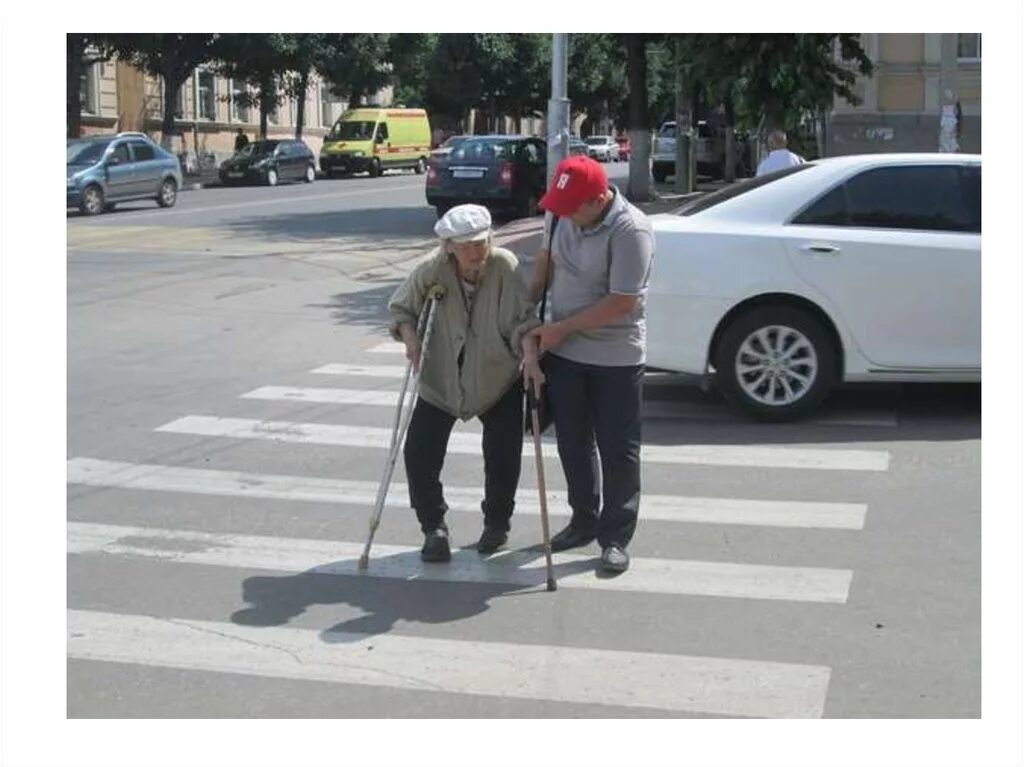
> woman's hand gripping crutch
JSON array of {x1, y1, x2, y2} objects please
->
[{"x1": 359, "y1": 283, "x2": 446, "y2": 571}]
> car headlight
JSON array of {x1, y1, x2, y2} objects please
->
[{"x1": 351, "y1": 151, "x2": 365, "y2": 158}]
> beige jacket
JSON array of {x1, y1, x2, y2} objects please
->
[{"x1": 388, "y1": 245, "x2": 540, "y2": 420}]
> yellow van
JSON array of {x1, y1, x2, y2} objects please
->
[{"x1": 320, "y1": 108, "x2": 432, "y2": 178}]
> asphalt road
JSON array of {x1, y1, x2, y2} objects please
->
[{"x1": 67, "y1": 159, "x2": 980, "y2": 719}]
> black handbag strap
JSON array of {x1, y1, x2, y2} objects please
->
[{"x1": 540, "y1": 216, "x2": 558, "y2": 322}]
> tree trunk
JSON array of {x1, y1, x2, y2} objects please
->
[
  {"x1": 673, "y1": 37, "x2": 691, "y2": 194},
  {"x1": 161, "y1": 53, "x2": 182, "y2": 148},
  {"x1": 67, "y1": 36, "x2": 85, "y2": 139},
  {"x1": 723, "y1": 92, "x2": 736, "y2": 182},
  {"x1": 259, "y1": 74, "x2": 272, "y2": 140},
  {"x1": 624, "y1": 35, "x2": 653, "y2": 202},
  {"x1": 295, "y1": 70, "x2": 309, "y2": 140}
]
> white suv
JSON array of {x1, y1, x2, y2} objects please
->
[{"x1": 584, "y1": 135, "x2": 619, "y2": 162}]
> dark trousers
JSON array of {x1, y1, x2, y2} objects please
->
[
  {"x1": 403, "y1": 381, "x2": 524, "y2": 534},
  {"x1": 543, "y1": 353, "x2": 643, "y2": 548}
]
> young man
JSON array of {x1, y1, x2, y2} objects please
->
[
  {"x1": 529, "y1": 156, "x2": 654, "y2": 573},
  {"x1": 756, "y1": 129, "x2": 805, "y2": 176}
]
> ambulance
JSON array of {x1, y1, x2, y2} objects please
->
[{"x1": 320, "y1": 108, "x2": 432, "y2": 178}]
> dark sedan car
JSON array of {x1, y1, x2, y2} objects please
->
[
  {"x1": 219, "y1": 139, "x2": 316, "y2": 186},
  {"x1": 425, "y1": 135, "x2": 547, "y2": 219}
]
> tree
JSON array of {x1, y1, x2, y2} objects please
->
[
  {"x1": 106, "y1": 34, "x2": 217, "y2": 145},
  {"x1": 568, "y1": 34, "x2": 627, "y2": 134},
  {"x1": 423, "y1": 34, "x2": 487, "y2": 131},
  {"x1": 315, "y1": 34, "x2": 391, "y2": 110},
  {"x1": 387, "y1": 34, "x2": 439, "y2": 108},
  {"x1": 67, "y1": 34, "x2": 116, "y2": 138},
  {"x1": 491, "y1": 34, "x2": 550, "y2": 133},
  {"x1": 622, "y1": 34, "x2": 659, "y2": 202},
  {"x1": 210, "y1": 34, "x2": 294, "y2": 140}
]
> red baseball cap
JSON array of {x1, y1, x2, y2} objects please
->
[{"x1": 539, "y1": 155, "x2": 609, "y2": 216}]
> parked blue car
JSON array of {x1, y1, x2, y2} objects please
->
[{"x1": 67, "y1": 132, "x2": 182, "y2": 216}]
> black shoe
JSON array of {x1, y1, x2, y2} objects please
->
[
  {"x1": 550, "y1": 523, "x2": 596, "y2": 552},
  {"x1": 421, "y1": 528, "x2": 451, "y2": 563},
  {"x1": 600, "y1": 545, "x2": 630, "y2": 573},
  {"x1": 476, "y1": 526, "x2": 508, "y2": 555}
]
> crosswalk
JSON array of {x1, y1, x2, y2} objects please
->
[{"x1": 67, "y1": 339, "x2": 896, "y2": 718}]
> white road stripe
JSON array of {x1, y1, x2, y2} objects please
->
[
  {"x1": 246, "y1": 384, "x2": 898, "y2": 430},
  {"x1": 67, "y1": 609, "x2": 830, "y2": 717},
  {"x1": 312, "y1": 362, "x2": 408, "y2": 378},
  {"x1": 68, "y1": 522, "x2": 852, "y2": 603},
  {"x1": 67, "y1": 458, "x2": 867, "y2": 530},
  {"x1": 156, "y1": 415, "x2": 890, "y2": 471},
  {"x1": 367, "y1": 341, "x2": 406, "y2": 354}
]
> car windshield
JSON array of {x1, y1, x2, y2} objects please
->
[
  {"x1": 673, "y1": 164, "x2": 814, "y2": 216},
  {"x1": 328, "y1": 121, "x2": 376, "y2": 141},
  {"x1": 237, "y1": 141, "x2": 278, "y2": 157},
  {"x1": 450, "y1": 139, "x2": 515, "y2": 161},
  {"x1": 67, "y1": 139, "x2": 112, "y2": 165},
  {"x1": 658, "y1": 124, "x2": 677, "y2": 138}
]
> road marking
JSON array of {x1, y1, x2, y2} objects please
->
[
  {"x1": 312, "y1": 362, "x2": 408, "y2": 377},
  {"x1": 67, "y1": 182, "x2": 427, "y2": 223},
  {"x1": 244, "y1": 384, "x2": 898, "y2": 430},
  {"x1": 67, "y1": 609, "x2": 830, "y2": 717},
  {"x1": 156, "y1": 415, "x2": 891, "y2": 471},
  {"x1": 67, "y1": 458, "x2": 867, "y2": 530},
  {"x1": 68, "y1": 522, "x2": 852, "y2": 603},
  {"x1": 367, "y1": 341, "x2": 406, "y2": 354}
]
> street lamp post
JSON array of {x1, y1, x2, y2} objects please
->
[{"x1": 547, "y1": 33, "x2": 571, "y2": 189}]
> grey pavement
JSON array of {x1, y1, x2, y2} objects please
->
[{"x1": 67, "y1": 159, "x2": 980, "y2": 718}]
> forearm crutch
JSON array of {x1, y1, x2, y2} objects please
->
[
  {"x1": 359, "y1": 283, "x2": 446, "y2": 571},
  {"x1": 527, "y1": 385, "x2": 557, "y2": 592}
]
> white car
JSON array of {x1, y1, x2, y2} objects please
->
[
  {"x1": 646, "y1": 153, "x2": 981, "y2": 421},
  {"x1": 585, "y1": 135, "x2": 619, "y2": 162}
]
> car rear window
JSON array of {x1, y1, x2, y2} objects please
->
[
  {"x1": 450, "y1": 139, "x2": 516, "y2": 162},
  {"x1": 674, "y1": 164, "x2": 813, "y2": 216}
]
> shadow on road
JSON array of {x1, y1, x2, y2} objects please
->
[
  {"x1": 230, "y1": 545, "x2": 587, "y2": 642},
  {"x1": 307, "y1": 281, "x2": 402, "y2": 327},
  {"x1": 215, "y1": 206, "x2": 439, "y2": 242}
]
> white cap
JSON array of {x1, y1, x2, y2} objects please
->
[{"x1": 434, "y1": 204, "x2": 492, "y2": 243}]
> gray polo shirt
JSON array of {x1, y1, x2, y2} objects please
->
[{"x1": 549, "y1": 186, "x2": 655, "y2": 366}]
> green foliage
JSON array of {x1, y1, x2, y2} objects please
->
[{"x1": 568, "y1": 34, "x2": 626, "y2": 129}]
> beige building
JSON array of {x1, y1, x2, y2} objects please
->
[
  {"x1": 78, "y1": 58, "x2": 381, "y2": 164},
  {"x1": 829, "y1": 33, "x2": 981, "y2": 154}
]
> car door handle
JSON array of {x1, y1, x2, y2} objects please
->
[{"x1": 798, "y1": 243, "x2": 841, "y2": 255}]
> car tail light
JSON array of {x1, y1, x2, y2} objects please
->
[
  {"x1": 426, "y1": 163, "x2": 439, "y2": 186},
  {"x1": 499, "y1": 162, "x2": 514, "y2": 187}
]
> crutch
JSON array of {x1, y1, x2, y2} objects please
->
[
  {"x1": 527, "y1": 384, "x2": 557, "y2": 592},
  {"x1": 527, "y1": 210, "x2": 558, "y2": 592},
  {"x1": 358, "y1": 283, "x2": 446, "y2": 571}
]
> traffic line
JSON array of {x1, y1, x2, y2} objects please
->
[
  {"x1": 67, "y1": 609, "x2": 830, "y2": 717},
  {"x1": 155, "y1": 415, "x2": 891, "y2": 471},
  {"x1": 367, "y1": 341, "x2": 406, "y2": 354},
  {"x1": 68, "y1": 522, "x2": 852, "y2": 603},
  {"x1": 312, "y1": 362, "x2": 408, "y2": 378},
  {"x1": 67, "y1": 458, "x2": 867, "y2": 530},
  {"x1": 244, "y1": 384, "x2": 898, "y2": 430}
]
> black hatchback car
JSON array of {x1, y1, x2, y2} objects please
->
[
  {"x1": 425, "y1": 135, "x2": 547, "y2": 219},
  {"x1": 219, "y1": 139, "x2": 316, "y2": 186}
]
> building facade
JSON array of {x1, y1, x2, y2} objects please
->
[{"x1": 828, "y1": 33, "x2": 981, "y2": 155}]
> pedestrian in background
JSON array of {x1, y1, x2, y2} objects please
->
[
  {"x1": 388, "y1": 204, "x2": 545, "y2": 563},
  {"x1": 756, "y1": 129, "x2": 805, "y2": 176},
  {"x1": 234, "y1": 128, "x2": 249, "y2": 153},
  {"x1": 528, "y1": 156, "x2": 654, "y2": 574}
]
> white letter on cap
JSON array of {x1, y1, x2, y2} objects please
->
[{"x1": 556, "y1": 172, "x2": 570, "y2": 190}]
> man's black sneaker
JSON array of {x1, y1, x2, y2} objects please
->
[
  {"x1": 421, "y1": 528, "x2": 452, "y2": 563},
  {"x1": 600, "y1": 545, "x2": 630, "y2": 573},
  {"x1": 549, "y1": 523, "x2": 596, "y2": 552},
  {"x1": 476, "y1": 526, "x2": 508, "y2": 555}
]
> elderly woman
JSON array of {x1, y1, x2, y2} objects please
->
[{"x1": 388, "y1": 204, "x2": 545, "y2": 562}]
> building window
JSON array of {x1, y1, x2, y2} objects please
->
[
  {"x1": 957, "y1": 34, "x2": 981, "y2": 60},
  {"x1": 80, "y1": 62, "x2": 99, "y2": 115},
  {"x1": 320, "y1": 82, "x2": 342, "y2": 129},
  {"x1": 230, "y1": 79, "x2": 250, "y2": 124},
  {"x1": 197, "y1": 70, "x2": 216, "y2": 121}
]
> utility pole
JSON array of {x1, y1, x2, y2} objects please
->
[
  {"x1": 938, "y1": 33, "x2": 960, "y2": 152},
  {"x1": 673, "y1": 36, "x2": 692, "y2": 194},
  {"x1": 547, "y1": 33, "x2": 571, "y2": 189}
]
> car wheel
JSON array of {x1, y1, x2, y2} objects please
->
[
  {"x1": 369, "y1": 158, "x2": 382, "y2": 178},
  {"x1": 517, "y1": 192, "x2": 538, "y2": 219},
  {"x1": 266, "y1": 168, "x2": 279, "y2": 187},
  {"x1": 414, "y1": 157, "x2": 427, "y2": 175},
  {"x1": 305, "y1": 164, "x2": 316, "y2": 183},
  {"x1": 713, "y1": 305, "x2": 837, "y2": 422},
  {"x1": 156, "y1": 178, "x2": 178, "y2": 208},
  {"x1": 79, "y1": 185, "x2": 105, "y2": 216}
]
